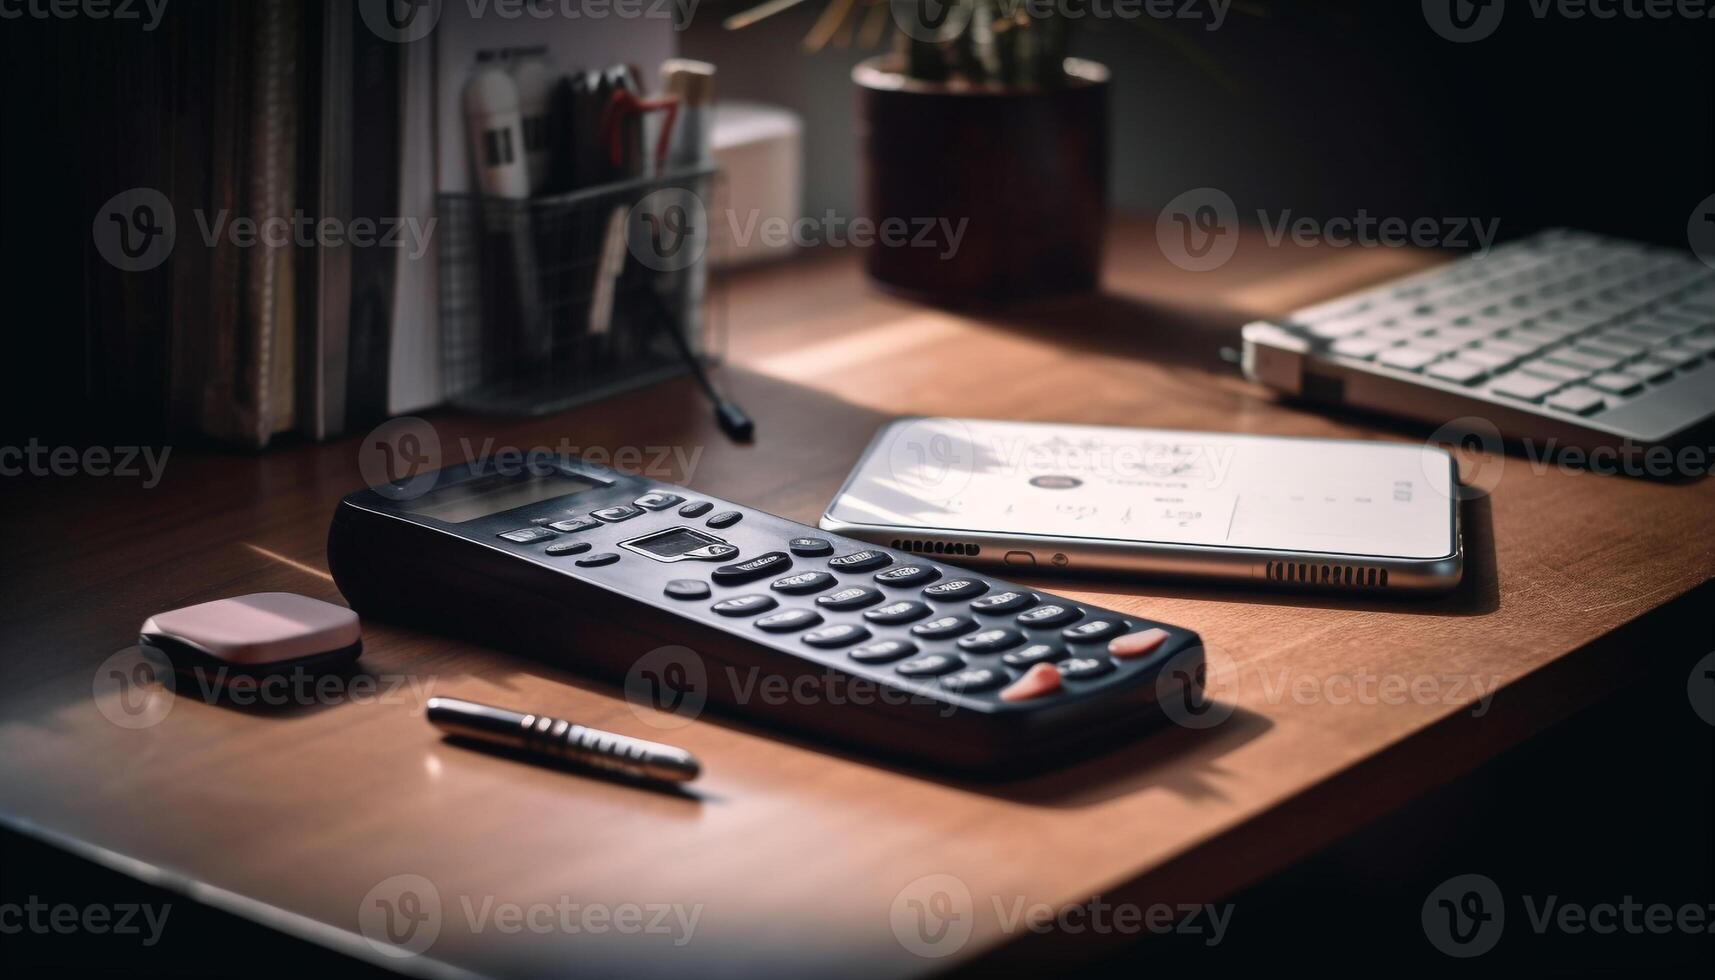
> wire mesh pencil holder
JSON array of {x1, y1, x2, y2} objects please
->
[{"x1": 438, "y1": 167, "x2": 721, "y2": 415}]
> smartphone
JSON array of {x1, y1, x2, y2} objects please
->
[{"x1": 819, "y1": 418, "x2": 1464, "y2": 593}]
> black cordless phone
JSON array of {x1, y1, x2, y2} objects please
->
[{"x1": 329, "y1": 456, "x2": 1206, "y2": 775}]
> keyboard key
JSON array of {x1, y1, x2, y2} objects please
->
[
  {"x1": 956, "y1": 628, "x2": 1026, "y2": 654},
  {"x1": 1376, "y1": 346, "x2": 1441, "y2": 371},
  {"x1": 864, "y1": 600, "x2": 931, "y2": 625},
  {"x1": 712, "y1": 552, "x2": 791, "y2": 586},
  {"x1": 771, "y1": 571, "x2": 836, "y2": 595},
  {"x1": 788, "y1": 537, "x2": 833, "y2": 556},
  {"x1": 1586, "y1": 373, "x2": 1642, "y2": 395},
  {"x1": 1464, "y1": 346, "x2": 1525, "y2": 369},
  {"x1": 712, "y1": 594, "x2": 778, "y2": 616},
  {"x1": 874, "y1": 564, "x2": 940, "y2": 587},
  {"x1": 1544, "y1": 387, "x2": 1606, "y2": 415},
  {"x1": 1489, "y1": 372, "x2": 1564, "y2": 403},
  {"x1": 1516, "y1": 359, "x2": 1588, "y2": 383},
  {"x1": 849, "y1": 639, "x2": 917, "y2": 664},
  {"x1": 911, "y1": 615, "x2": 978, "y2": 640},
  {"x1": 802, "y1": 624, "x2": 870, "y2": 648},
  {"x1": 755, "y1": 609, "x2": 822, "y2": 633},
  {"x1": 1058, "y1": 657, "x2": 1115, "y2": 680},
  {"x1": 922, "y1": 578, "x2": 989, "y2": 602},
  {"x1": 1017, "y1": 604, "x2": 1081, "y2": 629},
  {"x1": 896, "y1": 654, "x2": 964, "y2": 678},
  {"x1": 1625, "y1": 360, "x2": 1677, "y2": 383},
  {"x1": 705, "y1": 511, "x2": 743, "y2": 529},
  {"x1": 1646, "y1": 345, "x2": 1702, "y2": 368},
  {"x1": 1425, "y1": 359, "x2": 1489, "y2": 385},
  {"x1": 677, "y1": 500, "x2": 712, "y2": 517},
  {"x1": 817, "y1": 586, "x2": 884, "y2": 611},
  {"x1": 829, "y1": 550, "x2": 892, "y2": 572},
  {"x1": 1543, "y1": 348, "x2": 1620, "y2": 372},
  {"x1": 664, "y1": 579, "x2": 711, "y2": 601},
  {"x1": 1330, "y1": 336, "x2": 1391, "y2": 359},
  {"x1": 971, "y1": 590, "x2": 1036, "y2": 614},
  {"x1": 1002, "y1": 644, "x2": 1065, "y2": 669},
  {"x1": 940, "y1": 668, "x2": 1007, "y2": 694}
]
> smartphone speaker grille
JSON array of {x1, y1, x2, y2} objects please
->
[
  {"x1": 1266, "y1": 561, "x2": 1388, "y2": 589},
  {"x1": 891, "y1": 539, "x2": 982, "y2": 558}
]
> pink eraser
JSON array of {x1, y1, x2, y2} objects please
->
[{"x1": 140, "y1": 592, "x2": 361, "y2": 666}]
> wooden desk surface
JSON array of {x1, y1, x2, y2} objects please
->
[{"x1": 3, "y1": 217, "x2": 1712, "y2": 978}]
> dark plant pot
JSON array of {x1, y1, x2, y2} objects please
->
[{"x1": 854, "y1": 56, "x2": 1109, "y2": 305}]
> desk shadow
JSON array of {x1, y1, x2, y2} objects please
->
[
  {"x1": 981, "y1": 291, "x2": 1247, "y2": 372},
  {"x1": 434, "y1": 736, "x2": 714, "y2": 805},
  {"x1": 1008, "y1": 493, "x2": 1500, "y2": 618}
]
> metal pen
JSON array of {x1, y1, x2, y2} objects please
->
[{"x1": 426, "y1": 697, "x2": 701, "y2": 784}]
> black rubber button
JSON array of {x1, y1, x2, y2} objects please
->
[
  {"x1": 1059, "y1": 656, "x2": 1115, "y2": 680},
  {"x1": 1062, "y1": 618, "x2": 1128, "y2": 644},
  {"x1": 712, "y1": 552, "x2": 791, "y2": 585},
  {"x1": 771, "y1": 571, "x2": 836, "y2": 595},
  {"x1": 956, "y1": 628, "x2": 1025, "y2": 654},
  {"x1": 574, "y1": 552, "x2": 620, "y2": 567},
  {"x1": 970, "y1": 590, "x2": 1036, "y2": 614},
  {"x1": 591, "y1": 505, "x2": 643, "y2": 523},
  {"x1": 896, "y1": 653, "x2": 965, "y2": 678},
  {"x1": 789, "y1": 537, "x2": 834, "y2": 557},
  {"x1": 849, "y1": 639, "x2": 918, "y2": 664},
  {"x1": 941, "y1": 668, "x2": 1007, "y2": 693},
  {"x1": 1017, "y1": 603, "x2": 1082, "y2": 629},
  {"x1": 678, "y1": 500, "x2": 713, "y2": 517},
  {"x1": 499, "y1": 527, "x2": 556, "y2": 543},
  {"x1": 706, "y1": 511, "x2": 743, "y2": 529},
  {"x1": 545, "y1": 540, "x2": 592, "y2": 557},
  {"x1": 755, "y1": 609, "x2": 822, "y2": 633},
  {"x1": 828, "y1": 550, "x2": 892, "y2": 572},
  {"x1": 712, "y1": 594, "x2": 777, "y2": 616},
  {"x1": 864, "y1": 600, "x2": 931, "y2": 625},
  {"x1": 547, "y1": 517, "x2": 601, "y2": 533},
  {"x1": 802, "y1": 624, "x2": 870, "y2": 648},
  {"x1": 923, "y1": 578, "x2": 988, "y2": 602},
  {"x1": 664, "y1": 579, "x2": 711, "y2": 600},
  {"x1": 1002, "y1": 644, "x2": 1064, "y2": 668},
  {"x1": 874, "y1": 564, "x2": 940, "y2": 587},
  {"x1": 633, "y1": 492, "x2": 684, "y2": 511},
  {"x1": 816, "y1": 586, "x2": 884, "y2": 611},
  {"x1": 911, "y1": 615, "x2": 977, "y2": 639}
]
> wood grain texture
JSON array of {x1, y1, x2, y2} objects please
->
[{"x1": 1, "y1": 218, "x2": 1711, "y2": 979}]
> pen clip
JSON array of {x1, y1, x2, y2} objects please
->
[{"x1": 599, "y1": 89, "x2": 681, "y2": 175}]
